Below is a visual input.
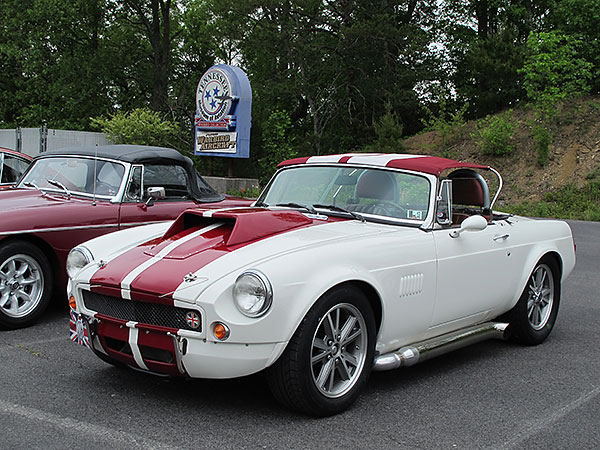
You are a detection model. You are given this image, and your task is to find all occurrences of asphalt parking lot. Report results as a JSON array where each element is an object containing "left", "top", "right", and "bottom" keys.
[{"left": 1, "top": 220, "right": 599, "bottom": 450}]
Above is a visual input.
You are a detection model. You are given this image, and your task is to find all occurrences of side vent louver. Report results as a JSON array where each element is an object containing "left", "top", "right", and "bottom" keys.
[{"left": 399, "top": 274, "right": 424, "bottom": 297}]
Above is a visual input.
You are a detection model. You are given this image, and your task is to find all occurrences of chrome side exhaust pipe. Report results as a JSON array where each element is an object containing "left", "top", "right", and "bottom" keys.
[{"left": 373, "top": 322, "right": 509, "bottom": 371}]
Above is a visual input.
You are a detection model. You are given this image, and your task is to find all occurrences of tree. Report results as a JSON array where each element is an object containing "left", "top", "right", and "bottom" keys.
[
  {"left": 444, "top": 0, "right": 552, "bottom": 117},
  {"left": 521, "top": 31, "right": 593, "bottom": 110},
  {"left": 118, "top": 0, "right": 184, "bottom": 112}
]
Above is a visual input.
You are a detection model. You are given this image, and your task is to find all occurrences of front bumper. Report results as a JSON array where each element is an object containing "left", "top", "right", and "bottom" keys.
[{"left": 81, "top": 314, "right": 286, "bottom": 379}]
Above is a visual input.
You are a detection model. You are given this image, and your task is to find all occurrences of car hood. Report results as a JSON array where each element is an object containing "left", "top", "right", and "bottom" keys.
[
  {"left": 0, "top": 188, "right": 107, "bottom": 234},
  {"left": 87, "top": 208, "right": 400, "bottom": 300}
]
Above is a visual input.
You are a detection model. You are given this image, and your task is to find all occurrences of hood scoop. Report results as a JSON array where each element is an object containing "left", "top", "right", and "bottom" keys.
[{"left": 163, "top": 208, "right": 314, "bottom": 247}]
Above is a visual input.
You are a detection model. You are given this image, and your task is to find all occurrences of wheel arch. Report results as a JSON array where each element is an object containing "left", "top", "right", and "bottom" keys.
[
  {"left": 326, "top": 280, "right": 383, "bottom": 335},
  {"left": 509, "top": 249, "right": 564, "bottom": 311},
  {"left": 0, "top": 234, "right": 60, "bottom": 290}
]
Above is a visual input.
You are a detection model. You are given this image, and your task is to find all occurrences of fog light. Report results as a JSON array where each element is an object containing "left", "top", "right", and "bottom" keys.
[
  {"left": 68, "top": 295, "right": 77, "bottom": 309},
  {"left": 213, "top": 322, "right": 230, "bottom": 341}
]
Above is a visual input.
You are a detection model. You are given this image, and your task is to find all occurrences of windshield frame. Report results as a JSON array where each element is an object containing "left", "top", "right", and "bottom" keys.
[
  {"left": 17, "top": 155, "right": 130, "bottom": 202},
  {"left": 256, "top": 163, "right": 437, "bottom": 228}
]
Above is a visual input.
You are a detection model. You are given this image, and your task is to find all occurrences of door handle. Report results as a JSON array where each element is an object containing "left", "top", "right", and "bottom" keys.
[{"left": 493, "top": 234, "right": 510, "bottom": 241}]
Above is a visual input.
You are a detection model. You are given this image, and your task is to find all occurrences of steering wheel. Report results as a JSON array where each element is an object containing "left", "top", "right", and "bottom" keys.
[{"left": 370, "top": 201, "right": 407, "bottom": 218}]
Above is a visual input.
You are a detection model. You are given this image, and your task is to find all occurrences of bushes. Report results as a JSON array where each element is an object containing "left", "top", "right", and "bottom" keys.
[
  {"left": 503, "top": 180, "right": 600, "bottom": 221},
  {"left": 91, "top": 108, "right": 181, "bottom": 149},
  {"left": 473, "top": 111, "right": 515, "bottom": 156},
  {"left": 532, "top": 125, "right": 552, "bottom": 166}
]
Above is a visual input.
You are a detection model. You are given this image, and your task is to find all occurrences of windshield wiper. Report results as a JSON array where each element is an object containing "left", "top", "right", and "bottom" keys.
[
  {"left": 23, "top": 182, "right": 47, "bottom": 195},
  {"left": 46, "top": 179, "right": 71, "bottom": 199},
  {"left": 313, "top": 204, "right": 366, "bottom": 222},
  {"left": 275, "top": 202, "right": 318, "bottom": 214}
]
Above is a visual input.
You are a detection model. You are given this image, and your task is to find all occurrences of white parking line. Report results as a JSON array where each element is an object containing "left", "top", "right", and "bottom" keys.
[
  {"left": 0, "top": 399, "right": 178, "bottom": 450},
  {"left": 493, "top": 384, "right": 600, "bottom": 449}
]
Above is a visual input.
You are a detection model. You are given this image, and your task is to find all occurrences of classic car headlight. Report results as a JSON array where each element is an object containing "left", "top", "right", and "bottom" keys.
[
  {"left": 66, "top": 246, "right": 94, "bottom": 279},
  {"left": 233, "top": 270, "right": 273, "bottom": 317}
]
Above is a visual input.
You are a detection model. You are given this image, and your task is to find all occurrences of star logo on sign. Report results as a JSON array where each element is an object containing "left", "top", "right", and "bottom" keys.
[
  {"left": 204, "top": 91, "right": 211, "bottom": 100},
  {"left": 213, "top": 86, "right": 220, "bottom": 96},
  {"left": 210, "top": 99, "right": 217, "bottom": 109}
]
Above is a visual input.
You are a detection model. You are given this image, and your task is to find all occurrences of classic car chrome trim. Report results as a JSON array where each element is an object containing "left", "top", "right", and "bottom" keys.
[
  {"left": 489, "top": 166, "right": 503, "bottom": 210},
  {"left": 0, "top": 220, "right": 168, "bottom": 237},
  {"left": 167, "top": 332, "right": 188, "bottom": 375},
  {"left": 373, "top": 322, "right": 509, "bottom": 371}
]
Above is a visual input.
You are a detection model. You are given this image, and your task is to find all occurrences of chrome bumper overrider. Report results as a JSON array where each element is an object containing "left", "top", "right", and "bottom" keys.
[{"left": 373, "top": 322, "right": 509, "bottom": 371}]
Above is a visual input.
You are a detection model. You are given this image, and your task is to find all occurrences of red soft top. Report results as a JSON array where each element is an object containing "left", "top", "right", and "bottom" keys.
[{"left": 278, "top": 153, "right": 488, "bottom": 176}]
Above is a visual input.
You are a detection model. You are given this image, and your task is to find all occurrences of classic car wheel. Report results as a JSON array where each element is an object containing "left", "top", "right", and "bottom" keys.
[
  {"left": 505, "top": 256, "right": 560, "bottom": 345},
  {"left": 267, "top": 285, "right": 376, "bottom": 416},
  {"left": 0, "top": 241, "right": 53, "bottom": 329}
]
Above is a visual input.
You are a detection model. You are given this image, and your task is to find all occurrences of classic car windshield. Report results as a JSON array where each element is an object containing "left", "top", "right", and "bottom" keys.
[
  {"left": 19, "top": 157, "right": 126, "bottom": 197},
  {"left": 260, "top": 166, "right": 431, "bottom": 221}
]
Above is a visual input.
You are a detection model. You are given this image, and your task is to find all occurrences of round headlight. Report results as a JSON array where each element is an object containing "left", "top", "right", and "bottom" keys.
[
  {"left": 233, "top": 270, "right": 273, "bottom": 317},
  {"left": 66, "top": 246, "right": 94, "bottom": 279}
]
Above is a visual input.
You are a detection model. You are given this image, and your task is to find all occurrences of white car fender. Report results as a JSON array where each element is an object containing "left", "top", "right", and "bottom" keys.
[{"left": 506, "top": 219, "right": 575, "bottom": 309}]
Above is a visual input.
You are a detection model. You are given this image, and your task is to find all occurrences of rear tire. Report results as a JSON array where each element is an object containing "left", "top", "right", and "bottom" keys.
[
  {"left": 505, "top": 255, "right": 560, "bottom": 345},
  {"left": 0, "top": 241, "right": 53, "bottom": 330},
  {"left": 266, "top": 285, "right": 376, "bottom": 416}
]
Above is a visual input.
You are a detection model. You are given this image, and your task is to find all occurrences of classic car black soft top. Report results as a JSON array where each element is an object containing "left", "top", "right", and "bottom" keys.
[
  {"left": 39, "top": 145, "right": 190, "bottom": 165},
  {"left": 37, "top": 145, "right": 224, "bottom": 202}
]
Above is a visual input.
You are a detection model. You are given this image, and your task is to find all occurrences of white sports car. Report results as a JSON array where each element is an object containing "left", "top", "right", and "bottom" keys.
[{"left": 67, "top": 153, "right": 575, "bottom": 416}]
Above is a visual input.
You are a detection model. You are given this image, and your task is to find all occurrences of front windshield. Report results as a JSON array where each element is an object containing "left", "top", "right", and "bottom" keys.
[
  {"left": 259, "top": 165, "right": 431, "bottom": 222},
  {"left": 19, "top": 157, "right": 126, "bottom": 198}
]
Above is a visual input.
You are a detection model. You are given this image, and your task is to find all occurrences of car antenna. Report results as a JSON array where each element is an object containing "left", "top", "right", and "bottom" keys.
[{"left": 92, "top": 144, "right": 98, "bottom": 206}]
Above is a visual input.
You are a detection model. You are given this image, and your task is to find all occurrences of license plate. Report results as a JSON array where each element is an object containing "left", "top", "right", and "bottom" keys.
[{"left": 69, "top": 308, "right": 90, "bottom": 348}]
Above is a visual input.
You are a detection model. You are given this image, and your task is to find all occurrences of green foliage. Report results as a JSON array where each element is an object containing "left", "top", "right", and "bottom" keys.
[
  {"left": 363, "top": 104, "right": 404, "bottom": 153},
  {"left": 258, "top": 110, "right": 297, "bottom": 185},
  {"left": 473, "top": 111, "right": 515, "bottom": 157},
  {"left": 503, "top": 180, "right": 600, "bottom": 221},
  {"left": 421, "top": 92, "right": 469, "bottom": 154},
  {"left": 452, "top": 31, "right": 526, "bottom": 118},
  {"left": 226, "top": 186, "right": 262, "bottom": 199},
  {"left": 585, "top": 168, "right": 600, "bottom": 180},
  {"left": 91, "top": 108, "right": 181, "bottom": 148},
  {"left": 521, "top": 31, "right": 593, "bottom": 113},
  {"left": 549, "top": 0, "right": 600, "bottom": 93},
  {"left": 532, "top": 125, "right": 552, "bottom": 166}
]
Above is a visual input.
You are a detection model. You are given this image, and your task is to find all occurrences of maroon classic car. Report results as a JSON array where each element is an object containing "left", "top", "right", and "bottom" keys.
[
  {"left": 0, "top": 147, "right": 32, "bottom": 188},
  {"left": 0, "top": 145, "right": 251, "bottom": 329}
]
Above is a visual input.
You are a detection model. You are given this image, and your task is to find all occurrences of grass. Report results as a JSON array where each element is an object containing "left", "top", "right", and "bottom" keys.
[{"left": 502, "top": 180, "right": 600, "bottom": 221}]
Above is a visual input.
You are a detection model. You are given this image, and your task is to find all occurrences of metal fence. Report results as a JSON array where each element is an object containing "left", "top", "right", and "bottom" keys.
[{"left": 0, "top": 126, "right": 110, "bottom": 156}]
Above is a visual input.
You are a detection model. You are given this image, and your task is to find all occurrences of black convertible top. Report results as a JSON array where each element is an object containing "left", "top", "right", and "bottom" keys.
[
  {"left": 39, "top": 145, "right": 190, "bottom": 165},
  {"left": 36, "top": 145, "right": 223, "bottom": 202}
]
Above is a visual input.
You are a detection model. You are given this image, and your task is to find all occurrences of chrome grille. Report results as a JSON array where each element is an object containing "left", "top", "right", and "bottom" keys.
[{"left": 82, "top": 290, "right": 201, "bottom": 331}]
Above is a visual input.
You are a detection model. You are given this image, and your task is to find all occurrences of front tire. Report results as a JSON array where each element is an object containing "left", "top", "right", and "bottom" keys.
[
  {"left": 266, "top": 285, "right": 376, "bottom": 416},
  {"left": 0, "top": 241, "right": 53, "bottom": 330},
  {"left": 505, "top": 256, "right": 560, "bottom": 345}
]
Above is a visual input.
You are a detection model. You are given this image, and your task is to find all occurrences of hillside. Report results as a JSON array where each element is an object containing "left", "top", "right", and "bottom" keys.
[{"left": 402, "top": 97, "right": 600, "bottom": 211}]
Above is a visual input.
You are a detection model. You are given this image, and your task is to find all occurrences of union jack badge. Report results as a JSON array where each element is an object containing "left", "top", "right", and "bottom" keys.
[
  {"left": 185, "top": 311, "right": 201, "bottom": 330},
  {"left": 69, "top": 308, "right": 90, "bottom": 348}
]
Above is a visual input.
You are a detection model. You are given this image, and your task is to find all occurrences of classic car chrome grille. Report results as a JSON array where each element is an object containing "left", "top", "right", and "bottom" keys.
[{"left": 82, "top": 290, "right": 201, "bottom": 332}]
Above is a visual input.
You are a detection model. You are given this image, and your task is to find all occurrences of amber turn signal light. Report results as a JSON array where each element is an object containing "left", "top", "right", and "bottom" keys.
[
  {"left": 213, "top": 322, "right": 230, "bottom": 341},
  {"left": 68, "top": 295, "right": 77, "bottom": 309}
]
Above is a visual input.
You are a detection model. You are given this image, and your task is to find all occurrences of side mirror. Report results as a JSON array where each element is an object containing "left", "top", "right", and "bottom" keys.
[
  {"left": 449, "top": 215, "right": 487, "bottom": 238},
  {"left": 145, "top": 186, "right": 165, "bottom": 206}
]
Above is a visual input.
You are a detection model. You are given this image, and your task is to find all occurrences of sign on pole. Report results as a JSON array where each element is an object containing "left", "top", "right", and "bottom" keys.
[{"left": 194, "top": 65, "right": 252, "bottom": 158}]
